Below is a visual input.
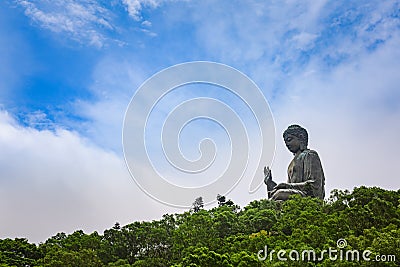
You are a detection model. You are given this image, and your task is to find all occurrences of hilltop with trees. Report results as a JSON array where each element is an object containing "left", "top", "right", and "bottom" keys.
[{"left": 1, "top": 186, "right": 399, "bottom": 266}]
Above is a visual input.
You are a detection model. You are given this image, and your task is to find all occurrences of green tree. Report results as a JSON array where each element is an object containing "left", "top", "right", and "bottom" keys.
[
  {"left": 192, "top": 197, "right": 204, "bottom": 212},
  {"left": 0, "top": 238, "right": 40, "bottom": 266}
]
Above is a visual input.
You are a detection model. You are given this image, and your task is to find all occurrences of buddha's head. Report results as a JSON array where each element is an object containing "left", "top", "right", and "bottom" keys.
[{"left": 283, "top": 125, "right": 308, "bottom": 154}]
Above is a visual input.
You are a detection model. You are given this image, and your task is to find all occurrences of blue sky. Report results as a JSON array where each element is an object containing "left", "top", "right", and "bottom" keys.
[{"left": 1, "top": 0, "right": 400, "bottom": 243}]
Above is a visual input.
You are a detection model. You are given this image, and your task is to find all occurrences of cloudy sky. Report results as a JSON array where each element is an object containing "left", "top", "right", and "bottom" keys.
[{"left": 1, "top": 0, "right": 399, "bottom": 243}]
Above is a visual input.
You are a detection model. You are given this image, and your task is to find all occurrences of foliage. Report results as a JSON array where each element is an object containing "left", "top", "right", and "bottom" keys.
[
  {"left": 192, "top": 197, "right": 204, "bottom": 212},
  {"left": 0, "top": 187, "right": 399, "bottom": 266}
]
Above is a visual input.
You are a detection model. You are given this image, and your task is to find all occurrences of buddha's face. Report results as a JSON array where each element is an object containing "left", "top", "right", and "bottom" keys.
[{"left": 284, "top": 134, "right": 302, "bottom": 154}]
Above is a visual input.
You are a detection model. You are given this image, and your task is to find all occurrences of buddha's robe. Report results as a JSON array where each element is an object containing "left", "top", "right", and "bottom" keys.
[{"left": 271, "top": 149, "right": 325, "bottom": 200}]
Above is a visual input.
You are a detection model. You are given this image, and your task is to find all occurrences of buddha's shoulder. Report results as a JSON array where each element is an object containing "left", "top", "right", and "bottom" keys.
[{"left": 300, "top": 149, "right": 320, "bottom": 158}]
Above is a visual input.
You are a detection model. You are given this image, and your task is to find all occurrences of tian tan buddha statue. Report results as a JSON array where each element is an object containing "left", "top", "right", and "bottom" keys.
[{"left": 264, "top": 125, "right": 325, "bottom": 201}]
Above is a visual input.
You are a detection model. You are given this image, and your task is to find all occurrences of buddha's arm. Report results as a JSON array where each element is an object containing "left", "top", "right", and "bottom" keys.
[
  {"left": 265, "top": 177, "right": 277, "bottom": 191},
  {"left": 266, "top": 177, "right": 277, "bottom": 199},
  {"left": 285, "top": 180, "right": 314, "bottom": 191},
  {"left": 263, "top": 166, "right": 277, "bottom": 191}
]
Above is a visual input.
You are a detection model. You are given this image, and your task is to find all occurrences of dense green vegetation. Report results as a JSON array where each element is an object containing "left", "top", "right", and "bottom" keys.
[{"left": 1, "top": 186, "right": 399, "bottom": 266}]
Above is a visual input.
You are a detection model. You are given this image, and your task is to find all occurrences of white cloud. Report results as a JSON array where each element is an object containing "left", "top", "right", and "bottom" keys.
[
  {"left": 121, "top": 0, "right": 190, "bottom": 21},
  {"left": 291, "top": 32, "right": 318, "bottom": 50},
  {"left": 141, "top": 20, "right": 152, "bottom": 27},
  {"left": 122, "top": 0, "right": 162, "bottom": 21},
  {"left": 15, "top": 0, "right": 114, "bottom": 47},
  {"left": 0, "top": 110, "right": 179, "bottom": 243},
  {"left": 21, "top": 110, "right": 55, "bottom": 130},
  {"left": 186, "top": 0, "right": 323, "bottom": 62},
  {"left": 185, "top": 0, "right": 399, "bottom": 73},
  {"left": 140, "top": 28, "right": 157, "bottom": 37}
]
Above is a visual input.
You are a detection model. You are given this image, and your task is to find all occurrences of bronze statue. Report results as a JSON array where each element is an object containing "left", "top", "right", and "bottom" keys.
[{"left": 264, "top": 125, "right": 325, "bottom": 201}]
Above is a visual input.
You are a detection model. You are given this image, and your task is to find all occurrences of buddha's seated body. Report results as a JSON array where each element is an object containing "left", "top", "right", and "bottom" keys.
[{"left": 264, "top": 125, "right": 325, "bottom": 201}]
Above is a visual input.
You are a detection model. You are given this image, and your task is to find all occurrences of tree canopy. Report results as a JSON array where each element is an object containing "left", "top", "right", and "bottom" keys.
[{"left": 1, "top": 186, "right": 399, "bottom": 266}]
